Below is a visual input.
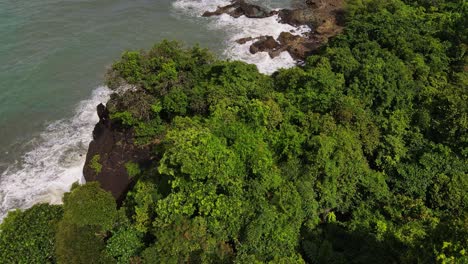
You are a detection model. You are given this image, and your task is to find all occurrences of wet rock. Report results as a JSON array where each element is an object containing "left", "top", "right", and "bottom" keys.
[
  {"left": 306, "top": 0, "right": 327, "bottom": 8},
  {"left": 202, "top": 0, "right": 345, "bottom": 65},
  {"left": 249, "top": 36, "right": 280, "bottom": 54},
  {"left": 203, "top": 0, "right": 272, "bottom": 19},
  {"left": 278, "top": 9, "right": 317, "bottom": 27},
  {"left": 204, "top": 0, "right": 344, "bottom": 62},
  {"left": 316, "top": 17, "right": 341, "bottom": 34},
  {"left": 236, "top": 37, "right": 254, "bottom": 44},
  {"left": 283, "top": 31, "right": 331, "bottom": 60},
  {"left": 277, "top": 32, "right": 311, "bottom": 60},
  {"left": 244, "top": 29, "right": 332, "bottom": 61},
  {"left": 278, "top": 32, "right": 303, "bottom": 45},
  {"left": 287, "top": 40, "right": 321, "bottom": 60},
  {"left": 96, "top": 103, "right": 109, "bottom": 121}
]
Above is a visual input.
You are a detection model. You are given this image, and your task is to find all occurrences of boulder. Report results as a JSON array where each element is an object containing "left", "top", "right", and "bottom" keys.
[
  {"left": 236, "top": 37, "right": 255, "bottom": 44},
  {"left": 203, "top": 0, "right": 272, "bottom": 19},
  {"left": 278, "top": 32, "right": 303, "bottom": 45},
  {"left": 278, "top": 9, "right": 317, "bottom": 27},
  {"left": 278, "top": 32, "right": 320, "bottom": 60},
  {"left": 204, "top": 0, "right": 345, "bottom": 62},
  {"left": 96, "top": 103, "right": 108, "bottom": 121},
  {"left": 249, "top": 36, "right": 280, "bottom": 54}
]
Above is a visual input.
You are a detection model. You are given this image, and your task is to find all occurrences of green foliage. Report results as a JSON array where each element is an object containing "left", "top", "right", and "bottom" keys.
[
  {"left": 128, "top": 180, "right": 160, "bottom": 233},
  {"left": 62, "top": 182, "right": 117, "bottom": 231},
  {"left": 55, "top": 221, "right": 113, "bottom": 264},
  {"left": 90, "top": 154, "right": 103, "bottom": 174},
  {"left": 0, "top": 204, "right": 63, "bottom": 263},
  {"left": 125, "top": 162, "right": 141, "bottom": 178},
  {"left": 4, "top": 0, "right": 467, "bottom": 262},
  {"left": 54, "top": 183, "right": 118, "bottom": 263},
  {"left": 106, "top": 226, "right": 144, "bottom": 263},
  {"left": 110, "top": 111, "right": 137, "bottom": 126},
  {"left": 107, "top": 51, "right": 144, "bottom": 88},
  {"left": 101, "top": 9, "right": 465, "bottom": 259}
]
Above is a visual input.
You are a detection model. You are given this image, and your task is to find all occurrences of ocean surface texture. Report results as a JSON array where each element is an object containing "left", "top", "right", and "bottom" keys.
[{"left": 0, "top": 0, "right": 306, "bottom": 220}]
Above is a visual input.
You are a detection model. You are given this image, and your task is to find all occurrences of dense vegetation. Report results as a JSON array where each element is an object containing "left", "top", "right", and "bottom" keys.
[{"left": 1, "top": 0, "right": 466, "bottom": 263}]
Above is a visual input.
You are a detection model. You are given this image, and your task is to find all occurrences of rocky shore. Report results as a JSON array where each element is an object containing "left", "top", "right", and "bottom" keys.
[
  {"left": 204, "top": 0, "right": 344, "bottom": 61},
  {"left": 83, "top": 0, "right": 345, "bottom": 201}
]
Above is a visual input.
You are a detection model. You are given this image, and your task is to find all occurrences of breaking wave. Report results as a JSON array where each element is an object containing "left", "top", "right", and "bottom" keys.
[
  {"left": 173, "top": 0, "right": 310, "bottom": 74},
  {"left": 0, "top": 86, "right": 111, "bottom": 220}
]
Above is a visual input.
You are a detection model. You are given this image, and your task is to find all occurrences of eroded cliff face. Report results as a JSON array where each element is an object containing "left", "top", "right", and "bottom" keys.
[
  {"left": 83, "top": 0, "right": 345, "bottom": 202},
  {"left": 83, "top": 103, "right": 151, "bottom": 203}
]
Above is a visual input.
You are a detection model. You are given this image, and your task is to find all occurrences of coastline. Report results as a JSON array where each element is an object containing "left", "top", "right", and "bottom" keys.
[{"left": 0, "top": 0, "right": 312, "bottom": 220}]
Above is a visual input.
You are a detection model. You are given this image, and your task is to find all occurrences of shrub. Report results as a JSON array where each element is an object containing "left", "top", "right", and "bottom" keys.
[{"left": 0, "top": 204, "right": 63, "bottom": 263}]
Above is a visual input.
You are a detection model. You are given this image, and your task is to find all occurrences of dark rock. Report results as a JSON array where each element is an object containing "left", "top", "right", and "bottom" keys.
[
  {"left": 278, "top": 9, "right": 317, "bottom": 27},
  {"left": 96, "top": 103, "right": 109, "bottom": 121},
  {"left": 278, "top": 32, "right": 302, "bottom": 45},
  {"left": 268, "top": 48, "right": 286, "bottom": 59},
  {"left": 291, "top": 0, "right": 322, "bottom": 8},
  {"left": 244, "top": 31, "right": 324, "bottom": 61},
  {"left": 306, "top": 0, "right": 326, "bottom": 8},
  {"left": 83, "top": 104, "right": 152, "bottom": 204},
  {"left": 203, "top": 0, "right": 272, "bottom": 19},
  {"left": 281, "top": 32, "right": 325, "bottom": 60},
  {"left": 286, "top": 41, "right": 320, "bottom": 60},
  {"left": 238, "top": 0, "right": 271, "bottom": 18},
  {"left": 202, "top": 0, "right": 345, "bottom": 61},
  {"left": 202, "top": 4, "right": 238, "bottom": 17},
  {"left": 236, "top": 37, "right": 254, "bottom": 44},
  {"left": 249, "top": 36, "right": 280, "bottom": 54}
]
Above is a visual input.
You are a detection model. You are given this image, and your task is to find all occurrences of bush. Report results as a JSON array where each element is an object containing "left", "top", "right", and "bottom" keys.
[
  {"left": 62, "top": 182, "right": 117, "bottom": 231},
  {"left": 106, "top": 226, "right": 144, "bottom": 263},
  {"left": 0, "top": 204, "right": 63, "bottom": 263},
  {"left": 55, "top": 221, "right": 113, "bottom": 264}
]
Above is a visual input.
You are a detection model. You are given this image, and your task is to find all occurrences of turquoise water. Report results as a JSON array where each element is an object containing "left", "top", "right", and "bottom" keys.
[
  {"left": 0, "top": 0, "right": 300, "bottom": 218},
  {"left": 0, "top": 0, "right": 225, "bottom": 168}
]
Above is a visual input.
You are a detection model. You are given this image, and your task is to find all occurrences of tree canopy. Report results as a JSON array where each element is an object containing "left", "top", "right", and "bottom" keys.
[{"left": 1, "top": 0, "right": 466, "bottom": 263}]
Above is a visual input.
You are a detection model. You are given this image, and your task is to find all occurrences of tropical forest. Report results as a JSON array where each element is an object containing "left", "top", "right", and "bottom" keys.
[{"left": 0, "top": 0, "right": 466, "bottom": 263}]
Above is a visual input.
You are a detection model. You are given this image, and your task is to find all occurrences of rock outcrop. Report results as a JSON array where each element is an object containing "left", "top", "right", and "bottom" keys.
[
  {"left": 207, "top": 0, "right": 344, "bottom": 61},
  {"left": 202, "top": 0, "right": 273, "bottom": 18},
  {"left": 277, "top": 8, "right": 316, "bottom": 27},
  {"left": 249, "top": 36, "right": 281, "bottom": 54},
  {"left": 83, "top": 0, "right": 345, "bottom": 203},
  {"left": 83, "top": 103, "right": 151, "bottom": 203}
]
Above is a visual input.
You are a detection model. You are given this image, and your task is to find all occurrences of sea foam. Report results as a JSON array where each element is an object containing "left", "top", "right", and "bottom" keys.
[
  {"left": 0, "top": 86, "right": 111, "bottom": 220},
  {"left": 0, "top": 0, "right": 311, "bottom": 221},
  {"left": 173, "top": 0, "right": 310, "bottom": 74}
]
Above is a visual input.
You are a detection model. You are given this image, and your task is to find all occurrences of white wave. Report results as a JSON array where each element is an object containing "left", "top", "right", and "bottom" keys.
[
  {"left": 172, "top": 0, "right": 293, "bottom": 16},
  {"left": 214, "top": 14, "right": 309, "bottom": 74},
  {"left": 0, "top": 0, "right": 309, "bottom": 221},
  {"left": 172, "top": 0, "right": 310, "bottom": 74},
  {"left": 0, "top": 86, "right": 112, "bottom": 221},
  {"left": 172, "top": 0, "right": 231, "bottom": 16}
]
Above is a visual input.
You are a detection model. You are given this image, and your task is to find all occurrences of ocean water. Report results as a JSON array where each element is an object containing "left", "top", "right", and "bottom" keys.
[{"left": 0, "top": 0, "right": 307, "bottom": 220}]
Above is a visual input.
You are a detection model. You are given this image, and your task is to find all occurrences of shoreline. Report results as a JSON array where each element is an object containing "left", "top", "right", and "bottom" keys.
[{"left": 0, "top": 0, "right": 319, "bottom": 220}]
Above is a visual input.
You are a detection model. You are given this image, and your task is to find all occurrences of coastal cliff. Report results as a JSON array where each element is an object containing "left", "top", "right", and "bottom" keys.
[
  {"left": 83, "top": 103, "right": 152, "bottom": 203},
  {"left": 2, "top": 0, "right": 467, "bottom": 262},
  {"left": 82, "top": 0, "right": 346, "bottom": 201}
]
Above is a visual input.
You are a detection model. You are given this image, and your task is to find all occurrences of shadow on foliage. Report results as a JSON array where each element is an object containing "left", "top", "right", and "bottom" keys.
[{"left": 301, "top": 223, "right": 402, "bottom": 264}]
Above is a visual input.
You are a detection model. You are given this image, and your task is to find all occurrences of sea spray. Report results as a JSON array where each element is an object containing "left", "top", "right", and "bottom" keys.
[
  {"left": 0, "top": 86, "right": 112, "bottom": 220},
  {"left": 173, "top": 0, "right": 310, "bottom": 74},
  {"left": 0, "top": 0, "right": 311, "bottom": 221},
  {"left": 214, "top": 14, "right": 309, "bottom": 74}
]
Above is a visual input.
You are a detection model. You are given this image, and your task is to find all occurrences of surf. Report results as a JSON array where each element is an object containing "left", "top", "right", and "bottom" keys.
[{"left": 0, "top": 86, "right": 111, "bottom": 220}]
